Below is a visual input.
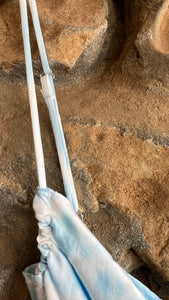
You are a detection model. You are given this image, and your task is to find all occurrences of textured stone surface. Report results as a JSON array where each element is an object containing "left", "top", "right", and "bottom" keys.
[
  {"left": 135, "top": 0, "right": 169, "bottom": 85},
  {"left": 1, "top": 0, "right": 169, "bottom": 299},
  {"left": 0, "top": 0, "right": 116, "bottom": 82},
  {"left": 1, "top": 77, "right": 169, "bottom": 298},
  {"left": 64, "top": 120, "right": 169, "bottom": 280},
  {"left": 0, "top": 0, "right": 107, "bottom": 62},
  {"left": 0, "top": 189, "right": 38, "bottom": 300},
  {"left": 132, "top": 265, "right": 169, "bottom": 300}
]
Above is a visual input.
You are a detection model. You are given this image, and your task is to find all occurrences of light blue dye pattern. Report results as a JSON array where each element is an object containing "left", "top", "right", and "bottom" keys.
[
  {"left": 47, "top": 250, "right": 89, "bottom": 299},
  {"left": 37, "top": 187, "right": 52, "bottom": 202},
  {"left": 23, "top": 189, "right": 162, "bottom": 300},
  {"left": 96, "top": 271, "right": 116, "bottom": 295},
  {"left": 95, "top": 270, "right": 143, "bottom": 300}
]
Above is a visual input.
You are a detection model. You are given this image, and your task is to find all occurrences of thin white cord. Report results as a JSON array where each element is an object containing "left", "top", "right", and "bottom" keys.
[{"left": 19, "top": 0, "right": 46, "bottom": 188}]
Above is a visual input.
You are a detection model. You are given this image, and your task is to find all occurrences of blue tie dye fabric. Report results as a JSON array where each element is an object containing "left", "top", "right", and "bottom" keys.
[{"left": 23, "top": 188, "right": 161, "bottom": 300}]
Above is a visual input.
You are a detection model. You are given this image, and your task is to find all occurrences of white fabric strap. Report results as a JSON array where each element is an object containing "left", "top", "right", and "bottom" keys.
[
  {"left": 28, "top": 0, "right": 78, "bottom": 212},
  {"left": 28, "top": 0, "right": 50, "bottom": 75},
  {"left": 19, "top": 0, "right": 46, "bottom": 188},
  {"left": 19, "top": 0, "right": 78, "bottom": 211}
]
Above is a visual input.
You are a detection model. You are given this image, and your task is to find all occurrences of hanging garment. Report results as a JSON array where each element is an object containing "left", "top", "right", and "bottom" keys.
[{"left": 19, "top": 0, "right": 161, "bottom": 299}]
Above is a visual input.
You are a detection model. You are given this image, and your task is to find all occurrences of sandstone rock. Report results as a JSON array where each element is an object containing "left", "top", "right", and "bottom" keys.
[
  {"left": 1, "top": 70, "right": 169, "bottom": 286},
  {"left": 0, "top": 188, "right": 38, "bottom": 300},
  {"left": 1, "top": 0, "right": 169, "bottom": 298},
  {"left": 135, "top": 0, "right": 169, "bottom": 85},
  {"left": 51, "top": 25, "right": 107, "bottom": 68},
  {"left": 119, "top": 250, "right": 143, "bottom": 273},
  {"left": 151, "top": 0, "right": 169, "bottom": 55},
  {"left": 83, "top": 205, "right": 148, "bottom": 267},
  {"left": 0, "top": 268, "right": 30, "bottom": 300},
  {"left": 64, "top": 121, "right": 169, "bottom": 281},
  {"left": 0, "top": 0, "right": 116, "bottom": 81},
  {"left": 132, "top": 265, "right": 169, "bottom": 300},
  {"left": 0, "top": 0, "right": 106, "bottom": 63}
]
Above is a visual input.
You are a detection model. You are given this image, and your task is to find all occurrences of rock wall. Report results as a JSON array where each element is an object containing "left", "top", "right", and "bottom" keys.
[
  {"left": 0, "top": 0, "right": 117, "bottom": 84},
  {"left": 1, "top": 0, "right": 169, "bottom": 299}
]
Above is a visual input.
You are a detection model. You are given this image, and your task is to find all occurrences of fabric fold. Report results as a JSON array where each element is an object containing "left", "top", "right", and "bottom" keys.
[{"left": 23, "top": 188, "right": 160, "bottom": 300}]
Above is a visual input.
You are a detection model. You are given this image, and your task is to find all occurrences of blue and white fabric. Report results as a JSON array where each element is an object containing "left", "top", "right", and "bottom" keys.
[{"left": 23, "top": 188, "right": 160, "bottom": 300}]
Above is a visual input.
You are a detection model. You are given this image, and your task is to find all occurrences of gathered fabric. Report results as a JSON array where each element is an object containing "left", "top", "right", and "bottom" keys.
[{"left": 23, "top": 188, "right": 160, "bottom": 300}]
